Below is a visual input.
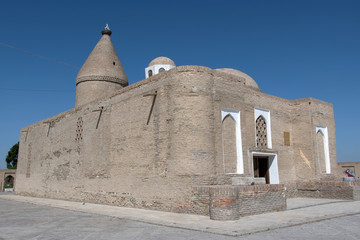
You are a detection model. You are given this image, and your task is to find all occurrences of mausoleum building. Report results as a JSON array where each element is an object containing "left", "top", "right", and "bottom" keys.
[{"left": 15, "top": 28, "right": 358, "bottom": 220}]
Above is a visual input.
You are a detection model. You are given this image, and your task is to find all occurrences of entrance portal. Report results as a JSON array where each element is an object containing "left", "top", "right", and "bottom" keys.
[
  {"left": 252, "top": 152, "right": 279, "bottom": 184},
  {"left": 253, "top": 157, "right": 269, "bottom": 184}
]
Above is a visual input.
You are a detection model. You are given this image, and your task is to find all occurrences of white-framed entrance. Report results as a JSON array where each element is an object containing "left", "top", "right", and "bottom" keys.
[{"left": 252, "top": 152, "right": 279, "bottom": 184}]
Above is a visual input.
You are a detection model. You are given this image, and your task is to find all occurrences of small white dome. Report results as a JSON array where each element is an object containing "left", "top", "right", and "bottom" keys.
[{"left": 148, "top": 56, "right": 176, "bottom": 67}]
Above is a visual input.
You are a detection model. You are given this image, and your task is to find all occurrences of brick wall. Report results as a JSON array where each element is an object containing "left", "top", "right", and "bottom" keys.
[
  {"left": 296, "top": 181, "right": 360, "bottom": 200},
  {"left": 193, "top": 184, "right": 286, "bottom": 220},
  {"left": 16, "top": 65, "right": 337, "bottom": 218},
  {"left": 237, "top": 184, "right": 287, "bottom": 216},
  {"left": 209, "top": 186, "right": 239, "bottom": 220},
  {"left": 354, "top": 186, "right": 360, "bottom": 201}
]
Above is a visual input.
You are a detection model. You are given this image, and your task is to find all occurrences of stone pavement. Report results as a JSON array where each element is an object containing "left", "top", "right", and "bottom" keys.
[{"left": 0, "top": 193, "right": 359, "bottom": 238}]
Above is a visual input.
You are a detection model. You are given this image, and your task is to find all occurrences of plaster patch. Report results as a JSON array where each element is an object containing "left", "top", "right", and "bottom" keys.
[{"left": 300, "top": 150, "right": 312, "bottom": 169}]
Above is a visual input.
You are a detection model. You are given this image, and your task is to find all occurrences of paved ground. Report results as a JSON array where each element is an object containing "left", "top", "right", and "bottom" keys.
[{"left": 0, "top": 193, "right": 360, "bottom": 239}]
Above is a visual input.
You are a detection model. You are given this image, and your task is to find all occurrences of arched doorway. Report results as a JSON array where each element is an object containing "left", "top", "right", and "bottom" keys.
[{"left": 4, "top": 175, "right": 14, "bottom": 191}]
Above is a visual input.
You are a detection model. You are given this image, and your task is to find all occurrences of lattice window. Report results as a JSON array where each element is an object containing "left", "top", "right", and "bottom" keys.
[
  {"left": 75, "top": 117, "right": 83, "bottom": 142},
  {"left": 256, "top": 115, "right": 267, "bottom": 148}
]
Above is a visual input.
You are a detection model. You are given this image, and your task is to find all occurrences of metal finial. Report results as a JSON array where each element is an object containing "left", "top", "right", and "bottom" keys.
[{"left": 105, "top": 24, "right": 110, "bottom": 31}]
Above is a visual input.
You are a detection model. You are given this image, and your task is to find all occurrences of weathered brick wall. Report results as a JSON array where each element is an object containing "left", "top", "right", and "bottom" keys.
[
  {"left": 284, "top": 182, "right": 298, "bottom": 198},
  {"left": 213, "top": 72, "right": 299, "bottom": 182},
  {"left": 212, "top": 73, "right": 337, "bottom": 184},
  {"left": 291, "top": 99, "right": 337, "bottom": 181},
  {"left": 16, "top": 65, "right": 338, "bottom": 217},
  {"left": 354, "top": 186, "right": 360, "bottom": 200},
  {"left": 237, "top": 184, "right": 287, "bottom": 216},
  {"left": 296, "top": 181, "right": 360, "bottom": 200},
  {"left": 242, "top": 91, "right": 296, "bottom": 182},
  {"left": 191, "top": 186, "right": 211, "bottom": 215},
  {"left": 193, "top": 184, "right": 286, "bottom": 220},
  {"left": 209, "top": 186, "right": 239, "bottom": 220},
  {"left": 309, "top": 100, "right": 337, "bottom": 176},
  {"left": 16, "top": 66, "right": 218, "bottom": 215}
]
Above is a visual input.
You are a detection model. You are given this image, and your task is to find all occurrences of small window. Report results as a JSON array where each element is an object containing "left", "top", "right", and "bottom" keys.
[
  {"left": 159, "top": 67, "right": 165, "bottom": 73},
  {"left": 148, "top": 70, "right": 153, "bottom": 77},
  {"left": 284, "top": 132, "right": 290, "bottom": 146}
]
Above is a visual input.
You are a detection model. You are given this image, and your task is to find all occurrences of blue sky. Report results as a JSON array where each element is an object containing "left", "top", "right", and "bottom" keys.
[{"left": 0, "top": 0, "right": 359, "bottom": 169}]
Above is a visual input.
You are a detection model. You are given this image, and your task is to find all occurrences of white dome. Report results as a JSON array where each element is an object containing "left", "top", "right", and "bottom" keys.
[{"left": 148, "top": 56, "right": 176, "bottom": 67}]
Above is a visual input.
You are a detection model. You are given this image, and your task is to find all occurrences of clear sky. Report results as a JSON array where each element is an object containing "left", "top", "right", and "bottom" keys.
[{"left": 0, "top": 0, "right": 359, "bottom": 169}]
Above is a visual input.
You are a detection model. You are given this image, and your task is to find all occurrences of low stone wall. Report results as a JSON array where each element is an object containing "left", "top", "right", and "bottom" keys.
[
  {"left": 237, "top": 185, "right": 287, "bottom": 217},
  {"left": 296, "top": 181, "right": 360, "bottom": 200},
  {"left": 209, "top": 186, "right": 239, "bottom": 220},
  {"left": 193, "top": 184, "right": 286, "bottom": 220}
]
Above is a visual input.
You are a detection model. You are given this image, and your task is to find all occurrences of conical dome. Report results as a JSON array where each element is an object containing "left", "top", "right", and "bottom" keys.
[
  {"left": 76, "top": 30, "right": 128, "bottom": 87},
  {"left": 75, "top": 28, "right": 128, "bottom": 107}
]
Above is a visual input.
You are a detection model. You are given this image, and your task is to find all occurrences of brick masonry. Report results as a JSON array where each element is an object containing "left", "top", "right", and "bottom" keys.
[
  {"left": 15, "top": 29, "right": 346, "bottom": 220},
  {"left": 193, "top": 184, "right": 286, "bottom": 220},
  {"left": 296, "top": 181, "right": 360, "bottom": 200}
]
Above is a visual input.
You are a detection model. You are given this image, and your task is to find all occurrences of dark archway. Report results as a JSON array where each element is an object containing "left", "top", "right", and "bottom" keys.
[{"left": 4, "top": 175, "right": 14, "bottom": 188}]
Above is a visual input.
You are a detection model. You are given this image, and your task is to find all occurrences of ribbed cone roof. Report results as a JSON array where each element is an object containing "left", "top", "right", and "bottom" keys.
[{"left": 76, "top": 30, "right": 128, "bottom": 87}]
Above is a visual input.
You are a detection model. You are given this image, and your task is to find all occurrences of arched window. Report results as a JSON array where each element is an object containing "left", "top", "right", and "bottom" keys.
[
  {"left": 315, "top": 126, "right": 331, "bottom": 174},
  {"left": 159, "top": 67, "right": 165, "bottom": 73},
  {"left": 221, "top": 109, "right": 243, "bottom": 174},
  {"left": 256, "top": 115, "right": 267, "bottom": 148},
  {"left": 222, "top": 114, "right": 237, "bottom": 173},
  {"left": 148, "top": 70, "right": 153, "bottom": 77},
  {"left": 316, "top": 130, "right": 326, "bottom": 173}
]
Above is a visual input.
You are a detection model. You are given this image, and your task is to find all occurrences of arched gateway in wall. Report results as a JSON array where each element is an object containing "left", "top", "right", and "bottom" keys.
[{"left": 0, "top": 169, "right": 16, "bottom": 192}]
